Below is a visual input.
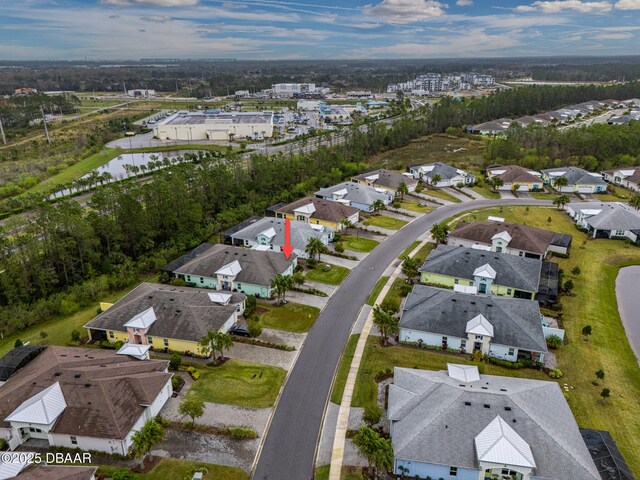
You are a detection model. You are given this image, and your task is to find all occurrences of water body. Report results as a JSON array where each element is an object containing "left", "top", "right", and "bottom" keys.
[
  {"left": 51, "top": 150, "right": 201, "bottom": 199},
  {"left": 615, "top": 265, "right": 640, "bottom": 365}
]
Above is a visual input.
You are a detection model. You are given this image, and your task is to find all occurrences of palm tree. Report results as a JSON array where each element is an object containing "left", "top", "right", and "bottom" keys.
[
  {"left": 492, "top": 177, "right": 504, "bottom": 191},
  {"left": 372, "top": 304, "right": 399, "bottom": 346},
  {"left": 629, "top": 193, "right": 640, "bottom": 210},
  {"left": 129, "top": 419, "right": 165, "bottom": 470},
  {"left": 305, "top": 237, "right": 327, "bottom": 261},
  {"left": 430, "top": 174, "right": 442, "bottom": 187},
  {"left": 339, "top": 218, "right": 355, "bottom": 235},
  {"left": 271, "top": 274, "right": 293, "bottom": 305},
  {"left": 401, "top": 256, "right": 419, "bottom": 284},
  {"left": 553, "top": 194, "right": 570, "bottom": 209},
  {"left": 200, "top": 330, "right": 233, "bottom": 365},
  {"left": 352, "top": 426, "right": 394, "bottom": 480},
  {"left": 511, "top": 183, "right": 521, "bottom": 195},
  {"left": 397, "top": 182, "right": 408, "bottom": 200},
  {"left": 431, "top": 222, "right": 449, "bottom": 244},
  {"left": 371, "top": 199, "right": 386, "bottom": 215},
  {"left": 553, "top": 176, "right": 569, "bottom": 190}
]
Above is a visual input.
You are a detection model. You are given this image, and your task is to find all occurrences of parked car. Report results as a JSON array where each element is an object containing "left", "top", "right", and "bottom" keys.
[{"left": 229, "top": 324, "right": 250, "bottom": 337}]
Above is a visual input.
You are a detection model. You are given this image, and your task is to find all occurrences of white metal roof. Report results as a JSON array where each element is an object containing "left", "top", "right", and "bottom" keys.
[
  {"left": 581, "top": 209, "right": 602, "bottom": 216},
  {"left": 473, "top": 263, "right": 497, "bottom": 279},
  {"left": 365, "top": 174, "right": 380, "bottom": 181},
  {"left": 491, "top": 231, "right": 512, "bottom": 243},
  {"left": 0, "top": 460, "right": 28, "bottom": 480},
  {"left": 215, "top": 260, "right": 242, "bottom": 276},
  {"left": 454, "top": 284, "right": 478, "bottom": 294},
  {"left": 374, "top": 187, "right": 387, "bottom": 193},
  {"left": 487, "top": 216, "right": 505, "bottom": 222},
  {"left": 293, "top": 203, "right": 316, "bottom": 215},
  {"left": 259, "top": 227, "right": 277, "bottom": 239},
  {"left": 447, "top": 364, "right": 480, "bottom": 383},
  {"left": 6, "top": 382, "right": 67, "bottom": 425},
  {"left": 252, "top": 245, "right": 271, "bottom": 251},
  {"left": 475, "top": 416, "right": 536, "bottom": 468},
  {"left": 208, "top": 292, "right": 233, "bottom": 304},
  {"left": 618, "top": 169, "right": 635, "bottom": 177},
  {"left": 124, "top": 307, "right": 157, "bottom": 329},
  {"left": 489, "top": 169, "right": 506, "bottom": 175},
  {"left": 333, "top": 188, "right": 348, "bottom": 197},
  {"left": 471, "top": 244, "right": 492, "bottom": 251},
  {"left": 117, "top": 343, "right": 151, "bottom": 360},
  {"left": 466, "top": 314, "right": 495, "bottom": 337},
  {"left": 310, "top": 224, "right": 324, "bottom": 231}
]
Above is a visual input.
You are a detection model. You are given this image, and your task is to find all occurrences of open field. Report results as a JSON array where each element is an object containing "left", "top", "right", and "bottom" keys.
[
  {"left": 257, "top": 301, "right": 320, "bottom": 333},
  {"left": 305, "top": 262, "right": 351, "bottom": 285},
  {"left": 363, "top": 215, "right": 407, "bottom": 230},
  {"left": 97, "top": 458, "right": 248, "bottom": 480},
  {"left": 189, "top": 359, "right": 287, "bottom": 408}
]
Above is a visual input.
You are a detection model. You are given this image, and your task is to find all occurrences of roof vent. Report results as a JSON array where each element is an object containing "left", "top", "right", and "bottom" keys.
[
  {"left": 74, "top": 374, "right": 81, "bottom": 379},
  {"left": 170, "top": 298, "right": 175, "bottom": 301},
  {"left": 513, "top": 419, "right": 517, "bottom": 423},
  {"left": 54, "top": 372, "right": 62, "bottom": 376},
  {"left": 148, "top": 296, "right": 153, "bottom": 299},
  {"left": 504, "top": 406, "right": 512, "bottom": 411},
  {"left": 483, "top": 404, "right": 490, "bottom": 409},
  {"left": 500, "top": 388, "right": 507, "bottom": 392},
  {"left": 452, "top": 299, "right": 457, "bottom": 302},
  {"left": 464, "top": 401, "right": 471, "bottom": 406},
  {"left": 84, "top": 384, "right": 91, "bottom": 388}
]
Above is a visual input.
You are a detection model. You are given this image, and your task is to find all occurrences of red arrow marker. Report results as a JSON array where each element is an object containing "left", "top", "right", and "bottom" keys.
[{"left": 282, "top": 217, "right": 294, "bottom": 259}]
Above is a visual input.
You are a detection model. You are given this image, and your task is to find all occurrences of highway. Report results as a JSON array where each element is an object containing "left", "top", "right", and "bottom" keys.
[{"left": 252, "top": 198, "right": 552, "bottom": 480}]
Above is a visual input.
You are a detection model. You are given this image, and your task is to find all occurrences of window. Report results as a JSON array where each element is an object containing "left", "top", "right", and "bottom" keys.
[
  {"left": 508, "top": 348, "right": 515, "bottom": 356},
  {"left": 186, "top": 275, "right": 191, "bottom": 282},
  {"left": 200, "top": 277, "right": 204, "bottom": 283},
  {"left": 237, "top": 283, "right": 242, "bottom": 289},
  {"left": 476, "top": 335, "right": 483, "bottom": 341},
  {"left": 70, "top": 436, "right": 78, "bottom": 445},
  {"left": 449, "top": 467, "right": 458, "bottom": 476},
  {"left": 469, "top": 281, "right": 474, "bottom": 286},
  {"left": 147, "top": 337, "right": 153, "bottom": 343},
  {"left": 460, "top": 340, "right": 466, "bottom": 349},
  {"left": 507, "top": 289, "right": 512, "bottom": 295},
  {"left": 109, "top": 331, "right": 114, "bottom": 339},
  {"left": 163, "top": 338, "right": 169, "bottom": 347},
  {"left": 454, "top": 279, "right": 459, "bottom": 284}
]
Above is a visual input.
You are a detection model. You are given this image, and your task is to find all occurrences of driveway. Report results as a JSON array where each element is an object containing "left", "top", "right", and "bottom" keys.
[
  {"left": 161, "top": 399, "right": 271, "bottom": 432},
  {"left": 442, "top": 187, "right": 472, "bottom": 202},
  {"left": 227, "top": 341, "right": 298, "bottom": 369},
  {"left": 253, "top": 198, "right": 553, "bottom": 480},
  {"left": 286, "top": 290, "right": 330, "bottom": 310}
]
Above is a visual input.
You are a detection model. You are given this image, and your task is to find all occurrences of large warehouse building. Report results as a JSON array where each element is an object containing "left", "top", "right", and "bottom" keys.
[{"left": 154, "top": 111, "right": 274, "bottom": 141}]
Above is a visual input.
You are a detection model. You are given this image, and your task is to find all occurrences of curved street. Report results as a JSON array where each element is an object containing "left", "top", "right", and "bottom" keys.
[{"left": 252, "top": 198, "right": 552, "bottom": 480}]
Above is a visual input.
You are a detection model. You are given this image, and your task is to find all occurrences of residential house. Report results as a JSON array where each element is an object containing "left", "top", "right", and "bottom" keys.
[
  {"left": 163, "top": 243, "right": 296, "bottom": 298},
  {"left": 314, "top": 181, "right": 394, "bottom": 212},
  {"left": 85, "top": 282, "right": 246, "bottom": 354},
  {"left": 1, "top": 464, "right": 97, "bottom": 480},
  {"left": 602, "top": 167, "right": 640, "bottom": 192},
  {"left": 407, "top": 162, "right": 476, "bottom": 187},
  {"left": 541, "top": 166, "right": 607, "bottom": 193},
  {"left": 486, "top": 165, "right": 543, "bottom": 191},
  {"left": 351, "top": 169, "right": 417, "bottom": 193},
  {"left": 389, "top": 366, "right": 601, "bottom": 480},
  {"left": 0, "top": 346, "right": 172, "bottom": 455},
  {"left": 268, "top": 196, "right": 360, "bottom": 231},
  {"left": 448, "top": 221, "right": 572, "bottom": 259},
  {"left": 419, "top": 245, "right": 559, "bottom": 303},
  {"left": 228, "top": 216, "right": 333, "bottom": 259},
  {"left": 399, "top": 285, "right": 549, "bottom": 363},
  {"left": 468, "top": 118, "right": 513, "bottom": 135},
  {"left": 566, "top": 202, "right": 640, "bottom": 242}
]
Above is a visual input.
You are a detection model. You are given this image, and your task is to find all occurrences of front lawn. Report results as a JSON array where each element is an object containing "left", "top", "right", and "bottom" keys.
[
  {"left": 304, "top": 262, "right": 350, "bottom": 285},
  {"left": 362, "top": 215, "right": 408, "bottom": 230},
  {"left": 470, "top": 183, "right": 501, "bottom": 199},
  {"left": 257, "top": 301, "right": 320, "bottom": 333},
  {"left": 411, "top": 242, "right": 436, "bottom": 264},
  {"left": 423, "top": 187, "right": 461, "bottom": 203},
  {"left": 340, "top": 236, "right": 379, "bottom": 252},
  {"left": 399, "top": 201, "right": 433, "bottom": 213},
  {"left": 189, "top": 359, "right": 286, "bottom": 408},
  {"left": 366, "top": 276, "right": 390, "bottom": 306},
  {"left": 398, "top": 240, "right": 421, "bottom": 259},
  {"left": 330, "top": 334, "right": 360, "bottom": 404},
  {"left": 98, "top": 459, "right": 248, "bottom": 480}
]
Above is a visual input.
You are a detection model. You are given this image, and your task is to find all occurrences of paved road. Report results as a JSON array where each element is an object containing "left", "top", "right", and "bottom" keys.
[
  {"left": 615, "top": 265, "right": 640, "bottom": 364},
  {"left": 252, "top": 198, "right": 552, "bottom": 480}
]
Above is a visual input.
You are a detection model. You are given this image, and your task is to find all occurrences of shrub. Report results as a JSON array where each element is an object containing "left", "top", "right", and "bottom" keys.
[
  {"left": 170, "top": 278, "right": 186, "bottom": 287},
  {"left": 169, "top": 352, "right": 182, "bottom": 371},
  {"left": 307, "top": 258, "right": 318, "bottom": 267},
  {"left": 380, "top": 297, "right": 400, "bottom": 314},
  {"left": 548, "top": 368, "right": 563, "bottom": 379},
  {"left": 14, "top": 339, "right": 23, "bottom": 348},
  {"left": 0, "top": 438, "right": 7, "bottom": 451},
  {"left": 399, "top": 284, "right": 412, "bottom": 297},
  {"left": 334, "top": 242, "right": 345, "bottom": 253},
  {"left": 70, "top": 329, "right": 81, "bottom": 343},
  {"left": 100, "top": 340, "right": 117, "bottom": 350},
  {"left": 171, "top": 375, "right": 185, "bottom": 391},
  {"left": 546, "top": 335, "right": 563, "bottom": 350},
  {"left": 229, "top": 427, "right": 258, "bottom": 440},
  {"left": 248, "top": 319, "right": 263, "bottom": 338},
  {"left": 244, "top": 295, "right": 257, "bottom": 316},
  {"left": 187, "top": 366, "right": 200, "bottom": 381},
  {"left": 112, "top": 469, "right": 140, "bottom": 480},
  {"left": 363, "top": 404, "right": 382, "bottom": 426}
]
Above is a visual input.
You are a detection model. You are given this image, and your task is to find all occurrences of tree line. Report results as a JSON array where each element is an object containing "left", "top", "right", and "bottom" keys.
[{"left": 0, "top": 93, "right": 80, "bottom": 130}]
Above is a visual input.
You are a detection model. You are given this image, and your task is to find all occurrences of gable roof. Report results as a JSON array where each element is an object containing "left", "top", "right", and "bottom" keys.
[
  {"left": 123, "top": 307, "right": 156, "bottom": 329},
  {"left": 570, "top": 202, "right": 640, "bottom": 231},
  {"left": 0, "top": 347, "right": 171, "bottom": 440},
  {"left": 12, "top": 465, "right": 98, "bottom": 480},
  {"left": 475, "top": 416, "right": 536, "bottom": 468},
  {"left": 541, "top": 166, "right": 606, "bottom": 186},
  {"left": 166, "top": 244, "right": 295, "bottom": 287},
  {"left": 85, "top": 283, "right": 242, "bottom": 343},
  {"left": 603, "top": 166, "right": 640, "bottom": 185},
  {"left": 274, "top": 197, "right": 359, "bottom": 224},
  {"left": 6, "top": 381, "right": 67, "bottom": 425},
  {"left": 389, "top": 368, "right": 601, "bottom": 480},
  {"left": 314, "top": 181, "right": 393, "bottom": 206},
  {"left": 449, "top": 221, "right": 572, "bottom": 255},
  {"left": 230, "top": 217, "right": 332, "bottom": 251},
  {"left": 420, "top": 245, "right": 542, "bottom": 292},
  {"left": 352, "top": 169, "right": 417, "bottom": 190},
  {"left": 408, "top": 162, "right": 474, "bottom": 181},
  {"left": 473, "top": 263, "right": 497, "bottom": 279},
  {"left": 466, "top": 314, "right": 494, "bottom": 337},
  {"left": 447, "top": 364, "right": 480, "bottom": 383},
  {"left": 487, "top": 165, "right": 542, "bottom": 184},
  {"left": 400, "top": 285, "right": 547, "bottom": 352}
]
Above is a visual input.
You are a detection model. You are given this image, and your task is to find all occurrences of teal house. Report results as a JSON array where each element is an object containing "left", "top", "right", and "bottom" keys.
[{"left": 163, "top": 243, "right": 296, "bottom": 298}]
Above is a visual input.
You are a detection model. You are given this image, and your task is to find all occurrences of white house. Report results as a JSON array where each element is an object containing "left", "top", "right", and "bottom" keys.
[
  {"left": 602, "top": 167, "right": 640, "bottom": 192},
  {"left": 408, "top": 162, "right": 475, "bottom": 187},
  {"left": 566, "top": 202, "right": 640, "bottom": 242},
  {"left": 541, "top": 166, "right": 607, "bottom": 193}
]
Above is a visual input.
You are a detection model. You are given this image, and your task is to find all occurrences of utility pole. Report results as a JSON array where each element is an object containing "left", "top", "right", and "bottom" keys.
[
  {"left": 41, "top": 107, "right": 51, "bottom": 144},
  {"left": 0, "top": 117, "right": 6, "bottom": 145}
]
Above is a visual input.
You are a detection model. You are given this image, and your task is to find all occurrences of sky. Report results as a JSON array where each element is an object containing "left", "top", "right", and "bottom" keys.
[{"left": 1, "top": 0, "right": 640, "bottom": 60}]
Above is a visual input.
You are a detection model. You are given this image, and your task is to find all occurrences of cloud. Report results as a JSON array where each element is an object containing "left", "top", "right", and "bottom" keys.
[
  {"left": 456, "top": 0, "right": 473, "bottom": 5},
  {"left": 593, "top": 31, "right": 634, "bottom": 38},
  {"left": 101, "top": 0, "right": 199, "bottom": 6},
  {"left": 362, "top": 0, "right": 447, "bottom": 24},
  {"left": 139, "top": 15, "right": 172, "bottom": 22},
  {"left": 515, "top": 1, "right": 613, "bottom": 13},
  {"left": 615, "top": 0, "right": 640, "bottom": 8},
  {"left": 222, "top": 1, "right": 248, "bottom": 7}
]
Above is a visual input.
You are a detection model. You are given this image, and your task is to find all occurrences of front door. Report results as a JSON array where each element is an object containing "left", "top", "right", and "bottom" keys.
[
  {"left": 474, "top": 342, "right": 482, "bottom": 351},
  {"left": 479, "top": 283, "right": 487, "bottom": 294}
]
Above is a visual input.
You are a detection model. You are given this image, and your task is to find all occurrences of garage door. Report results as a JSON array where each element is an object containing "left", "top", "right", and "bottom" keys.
[
  {"left": 518, "top": 185, "right": 530, "bottom": 191},
  {"left": 560, "top": 186, "right": 574, "bottom": 193},
  {"left": 577, "top": 186, "right": 593, "bottom": 193}
]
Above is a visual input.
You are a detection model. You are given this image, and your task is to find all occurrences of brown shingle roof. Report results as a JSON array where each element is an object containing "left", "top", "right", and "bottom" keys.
[
  {"left": 487, "top": 165, "right": 542, "bottom": 184},
  {"left": 0, "top": 347, "right": 171, "bottom": 440},
  {"left": 351, "top": 169, "right": 418, "bottom": 190},
  {"left": 275, "top": 196, "right": 359, "bottom": 224},
  {"left": 16, "top": 465, "right": 97, "bottom": 480}
]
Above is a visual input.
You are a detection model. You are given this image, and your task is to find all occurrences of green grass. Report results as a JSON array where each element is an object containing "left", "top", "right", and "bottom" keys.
[
  {"left": 330, "top": 334, "right": 360, "bottom": 404},
  {"left": 529, "top": 190, "right": 556, "bottom": 199},
  {"left": 366, "top": 276, "right": 390, "bottom": 306},
  {"left": 411, "top": 242, "right": 436, "bottom": 264},
  {"left": 380, "top": 277, "right": 407, "bottom": 309},
  {"left": 398, "top": 240, "right": 421, "bottom": 260},
  {"left": 340, "top": 236, "right": 379, "bottom": 252},
  {"left": 97, "top": 458, "right": 248, "bottom": 480},
  {"left": 470, "top": 183, "right": 501, "bottom": 199},
  {"left": 399, "top": 201, "right": 434, "bottom": 213},
  {"left": 305, "top": 262, "right": 350, "bottom": 285},
  {"left": 189, "top": 359, "right": 286, "bottom": 408},
  {"left": 314, "top": 465, "right": 363, "bottom": 480},
  {"left": 257, "top": 301, "right": 320, "bottom": 333},
  {"left": 422, "top": 187, "right": 461, "bottom": 203},
  {"left": 363, "top": 215, "right": 408, "bottom": 230}
]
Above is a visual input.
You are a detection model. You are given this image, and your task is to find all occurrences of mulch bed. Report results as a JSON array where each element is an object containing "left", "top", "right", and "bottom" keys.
[{"left": 131, "top": 455, "right": 161, "bottom": 473}]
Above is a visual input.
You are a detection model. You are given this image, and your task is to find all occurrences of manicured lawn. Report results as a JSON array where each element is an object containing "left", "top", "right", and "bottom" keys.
[
  {"left": 411, "top": 242, "right": 436, "bottom": 264},
  {"left": 380, "top": 277, "right": 407, "bottom": 309},
  {"left": 366, "top": 276, "right": 390, "bottom": 306},
  {"left": 470, "top": 183, "right": 501, "bottom": 199},
  {"left": 399, "top": 201, "right": 433, "bottom": 213},
  {"left": 189, "top": 359, "right": 286, "bottom": 408},
  {"left": 257, "top": 301, "right": 320, "bottom": 333},
  {"left": 305, "top": 262, "right": 350, "bottom": 285},
  {"left": 363, "top": 215, "right": 408, "bottom": 230},
  {"left": 314, "top": 465, "right": 362, "bottom": 480},
  {"left": 423, "top": 187, "right": 461, "bottom": 203},
  {"left": 330, "top": 334, "right": 360, "bottom": 404},
  {"left": 98, "top": 459, "right": 248, "bottom": 480},
  {"left": 529, "top": 190, "right": 556, "bottom": 200},
  {"left": 340, "top": 236, "right": 379, "bottom": 252},
  {"left": 398, "top": 240, "right": 421, "bottom": 259}
]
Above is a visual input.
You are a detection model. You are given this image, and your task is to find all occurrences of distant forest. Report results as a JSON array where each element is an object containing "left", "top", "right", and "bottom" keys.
[{"left": 1, "top": 56, "right": 640, "bottom": 95}]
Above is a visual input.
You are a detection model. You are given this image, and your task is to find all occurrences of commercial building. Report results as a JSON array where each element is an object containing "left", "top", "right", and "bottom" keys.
[
  {"left": 127, "top": 89, "right": 155, "bottom": 98},
  {"left": 0, "top": 346, "right": 172, "bottom": 455},
  {"left": 389, "top": 366, "right": 601, "bottom": 480},
  {"left": 272, "top": 83, "right": 317, "bottom": 97},
  {"left": 154, "top": 111, "right": 274, "bottom": 141},
  {"left": 387, "top": 73, "right": 495, "bottom": 94}
]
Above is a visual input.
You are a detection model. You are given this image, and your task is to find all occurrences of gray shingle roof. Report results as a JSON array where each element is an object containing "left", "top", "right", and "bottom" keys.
[
  {"left": 570, "top": 202, "right": 640, "bottom": 231},
  {"left": 487, "top": 165, "right": 542, "bottom": 184},
  {"left": 420, "top": 245, "right": 542, "bottom": 292},
  {"left": 166, "top": 244, "right": 295, "bottom": 287},
  {"left": 400, "top": 285, "right": 547, "bottom": 352},
  {"left": 314, "top": 181, "right": 393, "bottom": 206},
  {"left": 85, "top": 283, "right": 243, "bottom": 342},
  {"left": 230, "top": 216, "right": 332, "bottom": 251},
  {"left": 542, "top": 166, "right": 607, "bottom": 186},
  {"left": 274, "top": 196, "right": 359, "bottom": 224},
  {"left": 390, "top": 368, "right": 601, "bottom": 480},
  {"left": 351, "top": 169, "right": 418, "bottom": 190},
  {"left": 409, "top": 162, "right": 475, "bottom": 182}
]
